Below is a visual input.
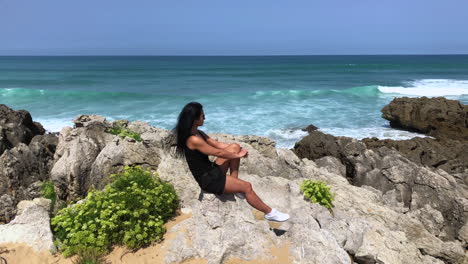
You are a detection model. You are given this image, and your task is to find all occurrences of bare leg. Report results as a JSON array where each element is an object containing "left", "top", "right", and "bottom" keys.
[
  {"left": 214, "top": 143, "right": 241, "bottom": 179},
  {"left": 223, "top": 176, "right": 271, "bottom": 214}
]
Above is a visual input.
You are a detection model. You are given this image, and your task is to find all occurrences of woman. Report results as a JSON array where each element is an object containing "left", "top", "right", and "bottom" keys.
[{"left": 173, "top": 102, "right": 289, "bottom": 222}]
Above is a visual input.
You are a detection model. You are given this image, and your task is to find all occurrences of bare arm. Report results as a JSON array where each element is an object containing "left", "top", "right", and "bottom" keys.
[
  {"left": 198, "top": 130, "right": 230, "bottom": 149},
  {"left": 187, "top": 136, "right": 246, "bottom": 160}
]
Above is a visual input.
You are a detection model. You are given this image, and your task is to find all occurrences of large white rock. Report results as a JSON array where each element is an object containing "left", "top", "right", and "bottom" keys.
[{"left": 0, "top": 198, "right": 54, "bottom": 252}]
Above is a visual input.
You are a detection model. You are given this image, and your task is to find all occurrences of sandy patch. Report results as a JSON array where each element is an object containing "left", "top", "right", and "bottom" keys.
[
  {"left": 225, "top": 242, "right": 293, "bottom": 264},
  {"left": 0, "top": 243, "right": 73, "bottom": 264}
]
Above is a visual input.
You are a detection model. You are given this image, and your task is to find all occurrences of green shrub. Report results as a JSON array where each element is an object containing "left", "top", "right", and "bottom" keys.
[
  {"left": 51, "top": 165, "right": 179, "bottom": 257},
  {"left": 300, "top": 179, "right": 335, "bottom": 209},
  {"left": 41, "top": 180, "right": 57, "bottom": 213},
  {"left": 72, "top": 248, "right": 106, "bottom": 264},
  {"left": 105, "top": 123, "right": 142, "bottom": 142}
]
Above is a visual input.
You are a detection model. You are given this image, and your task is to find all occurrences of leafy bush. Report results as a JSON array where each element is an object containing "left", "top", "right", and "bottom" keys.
[
  {"left": 51, "top": 165, "right": 179, "bottom": 257},
  {"left": 105, "top": 123, "right": 142, "bottom": 142},
  {"left": 41, "top": 180, "right": 57, "bottom": 213},
  {"left": 300, "top": 179, "right": 335, "bottom": 209},
  {"left": 72, "top": 248, "right": 106, "bottom": 264}
]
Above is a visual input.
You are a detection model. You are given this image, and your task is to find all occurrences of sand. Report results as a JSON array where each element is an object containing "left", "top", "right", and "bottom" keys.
[{"left": 0, "top": 209, "right": 293, "bottom": 264}]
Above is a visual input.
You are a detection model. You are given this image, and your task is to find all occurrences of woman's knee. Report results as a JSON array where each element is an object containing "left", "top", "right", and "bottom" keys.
[
  {"left": 228, "top": 143, "right": 241, "bottom": 152},
  {"left": 243, "top": 181, "right": 253, "bottom": 193}
]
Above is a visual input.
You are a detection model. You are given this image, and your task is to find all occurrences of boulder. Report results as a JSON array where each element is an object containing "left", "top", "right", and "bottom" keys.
[
  {"left": 0, "top": 198, "right": 54, "bottom": 252},
  {"left": 0, "top": 104, "right": 45, "bottom": 156},
  {"left": 315, "top": 156, "right": 346, "bottom": 177},
  {"left": 381, "top": 97, "right": 468, "bottom": 141}
]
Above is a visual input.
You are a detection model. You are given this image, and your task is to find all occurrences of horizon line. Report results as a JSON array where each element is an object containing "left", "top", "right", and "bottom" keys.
[{"left": 1, "top": 53, "right": 468, "bottom": 57}]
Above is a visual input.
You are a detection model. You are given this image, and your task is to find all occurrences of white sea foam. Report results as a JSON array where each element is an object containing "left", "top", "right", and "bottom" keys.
[
  {"left": 378, "top": 79, "right": 468, "bottom": 97},
  {"left": 35, "top": 118, "right": 74, "bottom": 133},
  {"left": 320, "top": 127, "right": 431, "bottom": 141},
  {"left": 269, "top": 127, "right": 431, "bottom": 149}
]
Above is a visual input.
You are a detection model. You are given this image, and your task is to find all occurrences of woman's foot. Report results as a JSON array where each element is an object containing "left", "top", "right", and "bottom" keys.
[{"left": 264, "top": 208, "right": 290, "bottom": 222}]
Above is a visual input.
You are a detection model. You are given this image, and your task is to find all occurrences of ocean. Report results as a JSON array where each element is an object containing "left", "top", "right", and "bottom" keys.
[{"left": 1, "top": 55, "right": 468, "bottom": 148}]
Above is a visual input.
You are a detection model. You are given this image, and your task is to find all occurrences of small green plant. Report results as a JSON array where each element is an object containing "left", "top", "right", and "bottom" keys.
[
  {"left": 72, "top": 248, "right": 106, "bottom": 264},
  {"left": 300, "top": 179, "right": 335, "bottom": 209},
  {"left": 105, "top": 123, "right": 142, "bottom": 142},
  {"left": 41, "top": 180, "right": 57, "bottom": 213},
  {"left": 51, "top": 165, "right": 179, "bottom": 257}
]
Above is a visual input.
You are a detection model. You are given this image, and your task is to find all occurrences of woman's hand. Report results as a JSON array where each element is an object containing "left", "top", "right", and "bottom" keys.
[{"left": 238, "top": 148, "right": 249, "bottom": 158}]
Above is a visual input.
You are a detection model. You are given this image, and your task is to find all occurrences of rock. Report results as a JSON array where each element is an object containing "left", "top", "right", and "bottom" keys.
[
  {"left": 362, "top": 136, "right": 468, "bottom": 177},
  {"left": 159, "top": 163, "right": 459, "bottom": 264},
  {"left": 51, "top": 116, "right": 162, "bottom": 201},
  {"left": 315, "top": 156, "right": 346, "bottom": 177},
  {"left": 381, "top": 97, "right": 468, "bottom": 141},
  {"left": 302, "top": 124, "right": 319, "bottom": 133},
  {"left": 301, "top": 164, "right": 466, "bottom": 263},
  {"left": 0, "top": 140, "right": 56, "bottom": 223},
  {"left": 0, "top": 194, "right": 15, "bottom": 224},
  {"left": 0, "top": 104, "right": 45, "bottom": 156},
  {"left": 459, "top": 222, "right": 468, "bottom": 245},
  {"left": 406, "top": 205, "right": 445, "bottom": 237},
  {"left": 0, "top": 198, "right": 54, "bottom": 252},
  {"left": 294, "top": 131, "right": 468, "bottom": 243}
]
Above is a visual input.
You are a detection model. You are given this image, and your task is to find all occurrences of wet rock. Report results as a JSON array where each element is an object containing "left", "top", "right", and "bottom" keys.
[{"left": 302, "top": 124, "right": 319, "bottom": 133}]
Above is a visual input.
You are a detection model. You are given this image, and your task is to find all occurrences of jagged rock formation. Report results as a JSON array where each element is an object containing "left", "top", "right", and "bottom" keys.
[
  {"left": 362, "top": 137, "right": 468, "bottom": 180},
  {"left": 0, "top": 105, "right": 57, "bottom": 223},
  {"left": 294, "top": 130, "right": 468, "bottom": 244},
  {"left": 0, "top": 104, "right": 45, "bottom": 156}
]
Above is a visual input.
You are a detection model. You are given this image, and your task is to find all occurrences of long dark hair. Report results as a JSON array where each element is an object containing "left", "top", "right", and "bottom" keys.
[{"left": 172, "top": 102, "right": 203, "bottom": 158}]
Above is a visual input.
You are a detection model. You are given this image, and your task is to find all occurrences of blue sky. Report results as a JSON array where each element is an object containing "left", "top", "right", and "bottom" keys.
[{"left": 1, "top": 0, "right": 467, "bottom": 55}]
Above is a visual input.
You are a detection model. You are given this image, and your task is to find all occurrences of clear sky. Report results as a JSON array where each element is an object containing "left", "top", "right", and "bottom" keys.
[{"left": 1, "top": 0, "right": 467, "bottom": 55}]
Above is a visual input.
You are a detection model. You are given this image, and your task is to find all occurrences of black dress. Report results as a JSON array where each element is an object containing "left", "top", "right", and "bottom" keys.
[{"left": 185, "top": 130, "right": 226, "bottom": 195}]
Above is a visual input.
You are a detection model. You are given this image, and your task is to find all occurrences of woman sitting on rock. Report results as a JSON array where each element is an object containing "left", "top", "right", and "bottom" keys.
[{"left": 173, "top": 102, "right": 289, "bottom": 222}]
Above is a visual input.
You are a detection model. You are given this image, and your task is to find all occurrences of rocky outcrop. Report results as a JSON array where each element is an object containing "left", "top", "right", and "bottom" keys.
[
  {"left": 46, "top": 116, "right": 467, "bottom": 263},
  {"left": 294, "top": 97, "right": 468, "bottom": 246},
  {"left": 0, "top": 105, "right": 58, "bottom": 223},
  {"left": 381, "top": 97, "right": 468, "bottom": 141},
  {"left": 50, "top": 115, "right": 163, "bottom": 201},
  {"left": 294, "top": 130, "right": 468, "bottom": 244},
  {"left": 0, "top": 104, "right": 45, "bottom": 156},
  {"left": 0, "top": 198, "right": 54, "bottom": 252},
  {"left": 362, "top": 137, "right": 468, "bottom": 179},
  {"left": 0, "top": 140, "right": 56, "bottom": 223}
]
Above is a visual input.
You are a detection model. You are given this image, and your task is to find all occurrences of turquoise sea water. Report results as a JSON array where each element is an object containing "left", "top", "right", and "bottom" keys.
[{"left": 1, "top": 55, "right": 468, "bottom": 148}]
